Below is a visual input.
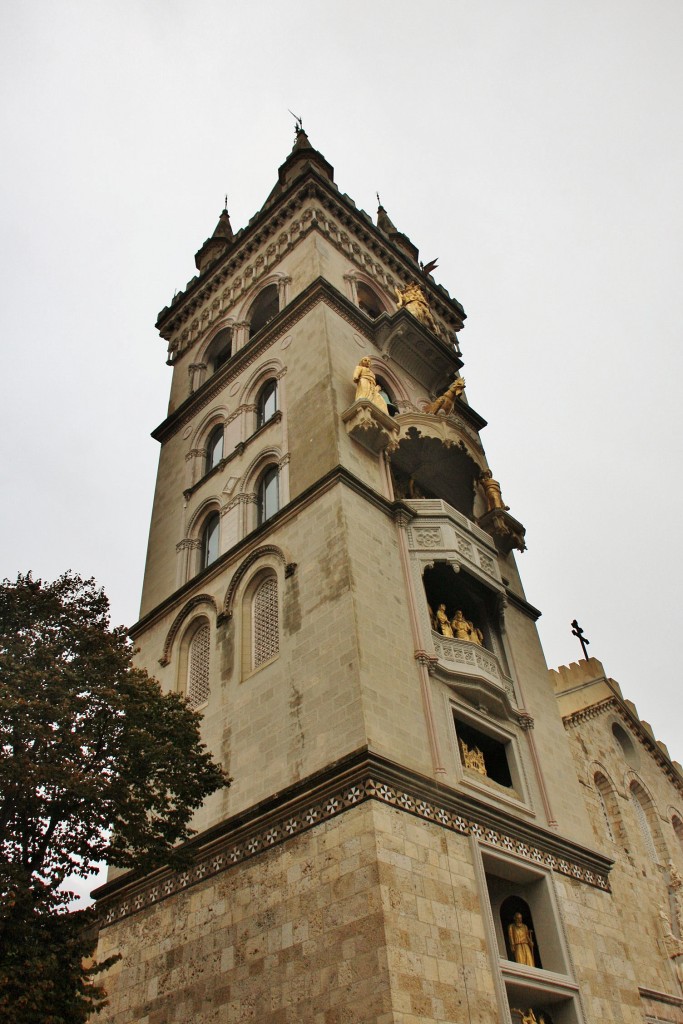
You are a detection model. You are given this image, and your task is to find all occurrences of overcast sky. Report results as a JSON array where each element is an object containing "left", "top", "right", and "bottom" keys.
[{"left": 2, "top": 0, "right": 681, "bottom": 779}]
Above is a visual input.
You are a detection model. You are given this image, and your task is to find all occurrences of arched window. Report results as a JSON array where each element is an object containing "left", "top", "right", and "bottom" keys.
[
  {"left": 356, "top": 282, "right": 385, "bottom": 319},
  {"left": 594, "top": 773, "right": 617, "bottom": 842},
  {"left": 248, "top": 285, "right": 279, "bottom": 339},
  {"left": 375, "top": 376, "right": 398, "bottom": 416},
  {"left": 187, "top": 622, "right": 211, "bottom": 708},
  {"left": 257, "top": 466, "right": 279, "bottom": 525},
  {"left": 205, "top": 425, "right": 224, "bottom": 474},
  {"left": 257, "top": 380, "right": 278, "bottom": 428},
  {"left": 201, "top": 511, "right": 220, "bottom": 569},
  {"left": 252, "top": 574, "right": 279, "bottom": 669},
  {"left": 205, "top": 327, "right": 232, "bottom": 374},
  {"left": 672, "top": 814, "right": 683, "bottom": 857},
  {"left": 630, "top": 781, "right": 660, "bottom": 862}
]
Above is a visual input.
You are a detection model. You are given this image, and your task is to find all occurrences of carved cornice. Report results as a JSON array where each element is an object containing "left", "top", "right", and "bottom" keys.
[
  {"left": 157, "top": 173, "right": 466, "bottom": 348},
  {"left": 130, "top": 466, "right": 400, "bottom": 640},
  {"left": 94, "top": 749, "right": 612, "bottom": 929}
]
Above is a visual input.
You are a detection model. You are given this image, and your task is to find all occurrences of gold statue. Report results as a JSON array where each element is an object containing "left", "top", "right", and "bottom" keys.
[
  {"left": 427, "top": 603, "right": 438, "bottom": 631},
  {"left": 395, "top": 281, "right": 438, "bottom": 332},
  {"left": 451, "top": 609, "right": 471, "bottom": 641},
  {"left": 459, "top": 739, "right": 487, "bottom": 776},
  {"left": 507, "top": 912, "right": 535, "bottom": 967},
  {"left": 469, "top": 623, "right": 484, "bottom": 646},
  {"left": 353, "top": 357, "right": 388, "bottom": 412},
  {"left": 436, "top": 603, "right": 454, "bottom": 637},
  {"left": 480, "top": 469, "right": 509, "bottom": 512},
  {"left": 425, "top": 377, "right": 466, "bottom": 415}
]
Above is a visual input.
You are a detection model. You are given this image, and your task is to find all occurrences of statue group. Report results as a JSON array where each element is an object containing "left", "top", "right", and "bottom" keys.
[{"left": 431, "top": 603, "right": 484, "bottom": 645}]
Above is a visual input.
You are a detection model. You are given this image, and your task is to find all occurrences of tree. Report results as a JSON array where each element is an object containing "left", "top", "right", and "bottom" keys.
[{"left": 0, "top": 573, "right": 229, "bottom": 1022}]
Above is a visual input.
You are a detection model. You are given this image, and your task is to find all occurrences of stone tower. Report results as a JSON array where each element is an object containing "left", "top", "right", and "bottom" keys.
[{"left": 94, "top": 131, "right": 683, "bottom": 1024}]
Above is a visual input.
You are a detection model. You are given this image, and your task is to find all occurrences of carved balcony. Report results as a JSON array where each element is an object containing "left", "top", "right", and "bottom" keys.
[{"left": 431, "top": 632, "right": 516, "bottom": 708}]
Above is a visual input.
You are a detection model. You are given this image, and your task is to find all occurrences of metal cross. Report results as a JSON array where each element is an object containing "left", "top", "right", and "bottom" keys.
[{"left": 571, "top": 619, "right": 590, "bottom": 660}]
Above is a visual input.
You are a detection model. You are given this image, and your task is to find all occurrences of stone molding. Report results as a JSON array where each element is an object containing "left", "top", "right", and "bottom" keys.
[
  {"left": 563, "top": 696, "right": 683, "bottom": 797},
  {"left": 158, "top": 176, "right": 464, "bottom": 355},
  {"left": 94, "top": 751, "right": 612, "bottom": 929}
]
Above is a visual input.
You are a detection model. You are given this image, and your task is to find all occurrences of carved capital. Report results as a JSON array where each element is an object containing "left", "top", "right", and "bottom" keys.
[
  {"left": 414, "top": 651, "right": 439, "bottom": 674},
  {"left": 285, "top": 562, "right": 297, "bottom": 578},
  {"left": 517, "top": 712, "right": 535, "bottom": 731}
]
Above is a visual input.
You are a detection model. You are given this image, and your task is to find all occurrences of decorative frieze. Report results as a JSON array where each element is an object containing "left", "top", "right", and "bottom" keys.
[{"left": 96, "top": 754, "right": 611, "bottom": 928}]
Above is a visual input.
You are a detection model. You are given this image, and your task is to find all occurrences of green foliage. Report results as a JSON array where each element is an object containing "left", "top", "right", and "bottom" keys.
[{"left": 0, "top": 572, "right": 229, "bottom": 1021}]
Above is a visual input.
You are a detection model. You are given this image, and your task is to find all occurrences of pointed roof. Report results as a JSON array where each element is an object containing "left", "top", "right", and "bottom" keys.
[
  {"left": 276, "top": 126, "right": 334, "bottom": 189},
  {"left": 375, "top": 199, "right": 419, "bottom": 264},
  {"left": 377, "top": 202, "right": 398, "bottom": 234},
  {"left": 194, "top": 206, "right": 235, "bottom": 273}
]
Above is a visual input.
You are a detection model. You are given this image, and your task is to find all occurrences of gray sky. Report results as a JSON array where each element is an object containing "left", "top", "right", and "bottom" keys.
[{"left": 2, "top": 0, "right": 681, "bottom": 773}]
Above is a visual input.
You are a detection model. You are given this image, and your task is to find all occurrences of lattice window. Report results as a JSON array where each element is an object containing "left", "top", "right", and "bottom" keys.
[
  {"left": 631, "top": 784, "right": 658, "bottom": 862},
  {"left": 187, "top": 623, "right": 210, "bottom": 708},
  {"left": 253, "top": 576, "right": 279, "bottom": 669}
]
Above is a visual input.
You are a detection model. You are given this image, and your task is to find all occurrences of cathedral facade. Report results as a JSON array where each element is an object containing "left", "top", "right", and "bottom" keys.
[{"left": 93, "top": 130, "right": 683, "bottom": 1024}]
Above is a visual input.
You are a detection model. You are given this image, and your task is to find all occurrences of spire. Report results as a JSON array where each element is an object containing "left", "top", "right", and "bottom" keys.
[
  {"left": 292, "top": 124, "right": 313, "bottom": 153},
  {"left": 376, "top": 197, "right": 398, "bottom": 235},
  {"left": 375, "top": 196, "right": 420, "bottom": 264},
  {"left": 277, "top": 120, "right": 334, "bottom": 189},
  {"left": 211, "top": 206, "right": 234, "bottom": 242},
  {"left": 194, "top": 204, "right": 235, "bottom": 274}
]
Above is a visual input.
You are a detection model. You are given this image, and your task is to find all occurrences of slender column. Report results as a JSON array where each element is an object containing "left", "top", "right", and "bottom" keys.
[
  {"left": 393, "top": 503, "right": 446, "bottom": 776},
  {"left": 503, "top": 628, "right": 558, "bottom": 828}
]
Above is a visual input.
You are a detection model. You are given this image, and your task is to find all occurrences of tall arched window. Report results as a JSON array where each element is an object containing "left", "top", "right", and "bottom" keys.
[
  {"left": 205, "top": 327, "right": 232, "bottom": 374},
  {"left": 257, "top": 380, "right": 278, "bottom": 428},
  {"left": 356, "top": 282, "right": 385, "bottom": 319},
  {"left": 252, "top": 575, "right": 279, "bottom": 669},
  {"left": 672, "top": 815, "right": 683, "bottom": 858},
  {"left": 248, "top": 285, "right": 279, "bottom": 339},
  {"left": 187, "top": 622, "right": 211, "bottom": 708},
  {"left": 630, "top": 781, "right": 660, "bottom": 862},
  {"left": 257, "top": 466, "right": 279, "bottom": 525},
  {"left": 594, "top": 773, "right": 616, "bottom": 842},
  {"left": 201, "top": 511, "right": 220, "bottom": 569},
  {"left": 205, "top": 425, "right": 224, "bottom": 474}
]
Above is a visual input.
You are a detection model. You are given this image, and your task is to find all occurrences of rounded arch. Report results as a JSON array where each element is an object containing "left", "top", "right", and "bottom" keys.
[
  {"left": 241, "top": 446, "right": 284, "bottom": 496},
  {"left": 160, "top": 594, "right": 218, "bottom": 666},
  {"left": 611, "top": 718, "right": 641, "bottom": 769},
  {"left": 590, "top": 764, "right": 624, "bottom": 845},
  {"left": 234, "top": 272, "right": 288, "bottom": 324},
  {"left": 186, "top": 496, "right": 222, "bottom": 538},
  {"left": 670, "top": 810, "right": 683, "bottom": 858},
  {"left": 178, "top": 615, "right": 212, "bottom": 709},
  {"left": 239, "top": 357, "right": 286, "bottom": 407},
  {"left": 190, "top": 405, "right": 231, "bottom": 451},
  {"left": 358, "top": 355, "right": 410, "bottom": 414},
  {"left": 223, "top": 545, "right": 287, "bottom": 617},
  {"left": 199, "top": 320, "right": 235, "bottom": 373},
  {"left": 348, "top": 271, "right": 393, "bottom": 316}
]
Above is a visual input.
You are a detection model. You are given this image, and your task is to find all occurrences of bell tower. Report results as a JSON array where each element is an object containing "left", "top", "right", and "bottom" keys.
[{"left": 94, "top": 130, "right": 679, "bottom": 1024}]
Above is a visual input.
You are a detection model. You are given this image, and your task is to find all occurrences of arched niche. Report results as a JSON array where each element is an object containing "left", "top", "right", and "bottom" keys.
[
  {"left": 389, "top": 426, "right": 481, "bottom": 518},
  {"left": 423, "top": 562, "right": 502, "bottom": 657}
]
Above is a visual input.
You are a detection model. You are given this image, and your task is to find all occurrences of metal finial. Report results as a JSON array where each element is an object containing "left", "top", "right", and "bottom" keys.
[
  {"left": 288, "top": 109, "right": 303, "bottom": 135},
  {"left": 571, "top": 619, "right": 591, "bottom": 660},
  {"left": 224, "top": 194, "right": 228, "bottom": 211},
  {"left": 376, "top": 192, "right": 382, "bottom": 207}
]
